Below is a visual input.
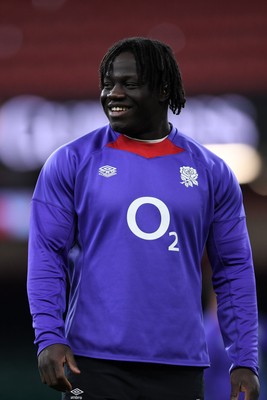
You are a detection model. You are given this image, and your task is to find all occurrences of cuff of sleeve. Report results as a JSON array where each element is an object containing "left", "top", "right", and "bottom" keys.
[
  {"left": 37, "top": 338, "right": 70, "bottom": 356},
  {"left": 230, "top": 364, "right": 259, "bottom": 378}
]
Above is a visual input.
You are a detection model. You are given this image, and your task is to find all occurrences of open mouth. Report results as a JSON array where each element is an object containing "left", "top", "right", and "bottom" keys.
[{"left": 108, "top": 106, "right": 130, "bottom": 116}]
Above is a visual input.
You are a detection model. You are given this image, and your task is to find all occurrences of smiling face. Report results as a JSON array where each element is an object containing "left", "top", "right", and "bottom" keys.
[{"left": 100, "top": 52, "right": 169, "bottom": 140}]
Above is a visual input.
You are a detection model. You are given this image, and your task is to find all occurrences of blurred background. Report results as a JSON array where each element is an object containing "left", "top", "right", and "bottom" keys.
[{"left": 0, "top": 0, "right": 266, "bottom": 399}]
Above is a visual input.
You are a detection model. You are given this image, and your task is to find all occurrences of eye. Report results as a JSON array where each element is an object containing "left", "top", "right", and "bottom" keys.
[
  {"left": 125, "top": 82, "right": 139, "bottom": 89},
  {"left": 102, "top": 80, "right": 113, "bottom": 90}
]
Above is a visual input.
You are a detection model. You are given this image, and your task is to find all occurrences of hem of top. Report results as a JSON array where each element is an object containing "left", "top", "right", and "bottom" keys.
[{"left": 70, "top": 350, "right": 210, "bottom": 368}]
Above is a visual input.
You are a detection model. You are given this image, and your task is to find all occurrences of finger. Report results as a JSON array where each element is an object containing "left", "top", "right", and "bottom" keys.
[
  {"left": 38, "top": 368, "right": 47, "bottom": 385},
  {"left": 40, "top": 361, "right": 71, "bottom": 392},
  {"left": 38, "top": 362, "right": 55, "bottom": 387},
  {"left": 230, "top": 384, "right": 241, "bottom": 400},
  {"left": 52, "top": 376, "right": 72, "bottom": 392},
  {"left": 240, "top": 380, "right": 260, "bottom": 400},
  {"left": 242, "top": 387, "right": 259, "bottom": 400},
  {"left": 66, "top": 352, "right": 81, "bottom": 375},
  {"left": 52, "top": 362, "right": 73, "bottom": 392}
]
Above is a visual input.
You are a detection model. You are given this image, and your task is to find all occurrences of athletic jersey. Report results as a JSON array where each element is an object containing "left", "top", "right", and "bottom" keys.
[{"left": 27, "top": 124, "right": 259, "bottom": 374}]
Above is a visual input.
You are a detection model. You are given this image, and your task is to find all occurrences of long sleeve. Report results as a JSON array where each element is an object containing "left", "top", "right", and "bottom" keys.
[
  {"left": 27, "top": 147, "right": 76, "bottom": 354},
  {"left": 206, "top": 162, "right": 258, "bottom": 375}
]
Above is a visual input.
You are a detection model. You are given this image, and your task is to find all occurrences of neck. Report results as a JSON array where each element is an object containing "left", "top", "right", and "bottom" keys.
[
  {"left": 124, "top": 122, "right": 171, "bottom": 141},
  {"left": 124, "top": 134, "right": 169, "bottom": 143}
]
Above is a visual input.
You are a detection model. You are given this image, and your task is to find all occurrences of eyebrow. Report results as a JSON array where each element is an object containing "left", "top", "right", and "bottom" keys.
[{"left": 104, "top": 73, "right": 140, "bottom": 82}]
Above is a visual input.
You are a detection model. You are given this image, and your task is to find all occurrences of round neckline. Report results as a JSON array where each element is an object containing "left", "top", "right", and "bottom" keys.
[{"left": 123, "top": 134, "right": 169, "bottom": 144}]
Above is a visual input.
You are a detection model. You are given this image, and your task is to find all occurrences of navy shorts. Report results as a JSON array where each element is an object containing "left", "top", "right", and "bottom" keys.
[{"left": 62, "top": 356, "right": 204, "bottom": 400}]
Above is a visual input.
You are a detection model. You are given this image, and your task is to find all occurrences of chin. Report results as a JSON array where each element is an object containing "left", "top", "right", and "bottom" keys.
[{"left": 110, "top": 121, "right": 129, "bottom": 134}]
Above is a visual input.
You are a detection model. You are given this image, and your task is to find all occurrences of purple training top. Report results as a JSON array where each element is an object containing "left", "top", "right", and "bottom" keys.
[{"left": 27, "top": 124, "right": 259, "bottom": 374}]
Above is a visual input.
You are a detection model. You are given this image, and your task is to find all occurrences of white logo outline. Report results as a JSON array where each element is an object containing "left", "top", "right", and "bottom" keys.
[
  {"left": 180, "top": 166, "right": 198, "bottom": 187},
  {"left": 127, "top": 196, "right": 170, "bottom": 240},
  {"left": 70, "top": 388, "right": 84, "bottom": 396},
  {"left": 99, "top": 165, "right": 117, "bottom": 178}
]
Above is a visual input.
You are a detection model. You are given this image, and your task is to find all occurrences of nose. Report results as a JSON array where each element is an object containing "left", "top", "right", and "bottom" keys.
[{"left": 107, "top": 83, "right": 125, "bottom": 98}]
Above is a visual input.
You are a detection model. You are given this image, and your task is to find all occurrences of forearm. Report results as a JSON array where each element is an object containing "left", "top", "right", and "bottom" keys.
[
  {"left": 27, "top": 200, "right": 75, "bottom": 353},
  {"left": 27, "top": 267, "right": 69, "bottom": 353},
  {"left": 207, "top": 218, "right": 259, "bottom": 374},
  {"left": 217, "top": 288, "right": 258, "bottom": 375}
]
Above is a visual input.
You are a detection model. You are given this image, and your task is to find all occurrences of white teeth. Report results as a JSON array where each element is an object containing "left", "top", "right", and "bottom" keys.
[{"left": 111, "top": 107, "right": 128, "bottom": 111}]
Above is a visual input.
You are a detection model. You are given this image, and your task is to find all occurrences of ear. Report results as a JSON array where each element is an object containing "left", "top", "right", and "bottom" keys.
[{"left": 159, "top": 84, "right": 170, "bottom": 102}]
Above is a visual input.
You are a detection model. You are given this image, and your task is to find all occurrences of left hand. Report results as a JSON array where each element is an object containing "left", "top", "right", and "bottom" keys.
[{"left": 230, "top": 368, "right": 260, "bottom": 400}]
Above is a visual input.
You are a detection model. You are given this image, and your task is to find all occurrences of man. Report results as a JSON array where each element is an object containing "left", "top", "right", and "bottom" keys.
[{"left": 27, "top": 37, "right": 260, "bottom": 399}]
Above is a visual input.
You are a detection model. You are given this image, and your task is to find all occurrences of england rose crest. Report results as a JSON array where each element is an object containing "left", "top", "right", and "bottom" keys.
[{"left": 180, "top": 166, "right": 198, "bottom": 187}]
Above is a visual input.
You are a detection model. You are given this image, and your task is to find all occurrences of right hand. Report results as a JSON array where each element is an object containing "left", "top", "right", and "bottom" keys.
[{"left": 38, "top": 343, "right": 81, "bottom": 392}]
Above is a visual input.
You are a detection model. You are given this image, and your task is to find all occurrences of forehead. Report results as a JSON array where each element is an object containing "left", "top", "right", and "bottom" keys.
[{"left": 107, "top": 52, "right": 138, "bottom": 77}]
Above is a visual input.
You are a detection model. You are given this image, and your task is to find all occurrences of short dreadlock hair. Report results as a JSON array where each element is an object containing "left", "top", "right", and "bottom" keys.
[{"left": 99, "top": 37, "right": 186, "bottom": 115}]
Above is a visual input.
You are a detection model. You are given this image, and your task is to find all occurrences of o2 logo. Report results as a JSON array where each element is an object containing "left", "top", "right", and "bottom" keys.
[{"left": 126, "top": 196, "right": 179, "bottom": 252}]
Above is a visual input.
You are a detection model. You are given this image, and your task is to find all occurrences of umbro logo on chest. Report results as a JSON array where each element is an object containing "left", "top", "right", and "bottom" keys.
[{"left": 99, "top": 165, "right": 117, "bottom": 178}]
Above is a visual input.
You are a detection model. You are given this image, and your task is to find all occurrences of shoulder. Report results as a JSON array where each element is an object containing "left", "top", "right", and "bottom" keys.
[
  {"left": 43, "top": 124, "right": 114, "bottom": 170},
  {"left": 52, "top": 124, "right": 113, "bottom": 158},
  {"left": 35, "top": 124, "right": 115, "bottom": 191},
  {"left": 172, "top": 129, "right": 241, "bottom": 205},
  {"left": 173, "top": 129, "right": 235, "bottom": 180},
  {"left": 173, "top": 130, "right": 219, "bottom": 166}
]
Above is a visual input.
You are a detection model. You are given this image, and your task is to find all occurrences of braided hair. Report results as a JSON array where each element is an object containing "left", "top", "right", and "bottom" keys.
[{"left": 99, "top": 37, "right": 186, "bottom": 115}]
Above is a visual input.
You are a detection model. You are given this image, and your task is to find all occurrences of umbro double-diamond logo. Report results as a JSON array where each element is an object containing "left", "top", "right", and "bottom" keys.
[
  {"left": 70, "top": 388, "right": 84, "bottom": 399},
  {"left": 99, "top": 165, "right": 117, "bottom": 178}
]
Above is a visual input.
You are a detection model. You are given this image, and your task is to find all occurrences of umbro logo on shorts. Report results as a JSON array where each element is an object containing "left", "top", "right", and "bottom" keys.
[{"left": 70, "top": 388, "right": 84, "bottom": 399}]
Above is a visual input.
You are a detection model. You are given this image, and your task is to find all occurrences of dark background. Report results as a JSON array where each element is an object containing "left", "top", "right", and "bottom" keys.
[{"left": 0, "top": 1, "right": 266, "bottom": 399}]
